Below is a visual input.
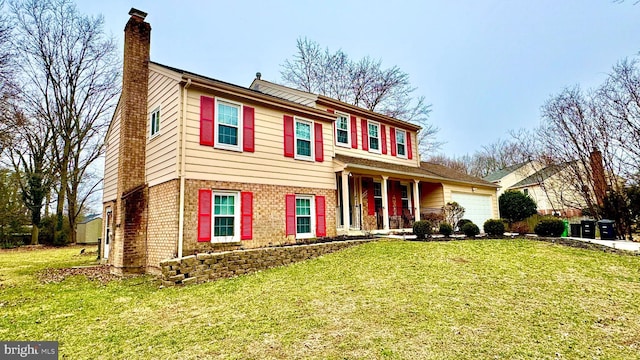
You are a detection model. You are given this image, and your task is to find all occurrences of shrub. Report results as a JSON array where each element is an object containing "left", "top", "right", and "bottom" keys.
[
  {"left": 534, "top": 217, "right": 565, "bottom": 237},
  {"left": 461, "top": 222, "right": 480, "bottom": 237},
  {"left": 499, "top": 190, "right": 538, "bottom": 225},
  {"left": 439, "top": 223, "right": 453, "bottom": 237},
  {"left": 511, "top": 221, "right": 530, "bottom": 235},
  {"left": 457, "top": 219, "right": 472, "bottom": 230},
  {"left": 412, "top": 220, "right": 433, "bottom": 239},
  {"left": 484, "top": 219, "right": 505, "bottom": 237}
]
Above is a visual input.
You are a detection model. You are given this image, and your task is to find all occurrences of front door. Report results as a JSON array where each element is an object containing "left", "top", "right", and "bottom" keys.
[{"left": 103, "top": 208, "right": 112, "bottom": 259}]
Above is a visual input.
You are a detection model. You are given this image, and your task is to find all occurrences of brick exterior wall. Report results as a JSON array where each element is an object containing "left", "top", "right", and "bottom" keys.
[
  {"left": 183, "top": 179, "right": 337, "bottom": 256},
  {"left": 146, "top": 180, "right": 180, "bottom": 273},
  {"left": 110, "top": 11, "right": 151, "bottom": 275},
  {"left": 160, "top": 239, "right": 374, "bottom": 286}
]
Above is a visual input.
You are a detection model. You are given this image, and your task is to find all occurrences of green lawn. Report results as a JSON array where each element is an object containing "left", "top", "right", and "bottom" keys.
[{"left": 1, "top": 240, "right": 639, "bottom": 359}]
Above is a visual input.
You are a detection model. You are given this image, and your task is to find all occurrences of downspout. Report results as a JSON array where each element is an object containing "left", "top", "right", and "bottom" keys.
[{"left": 177, "top": 78, "right": 191, "bottom": 258}]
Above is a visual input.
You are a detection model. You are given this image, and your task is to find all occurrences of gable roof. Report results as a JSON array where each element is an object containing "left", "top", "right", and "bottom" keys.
[
  {"left": 509, "top": 164, "right": 567, "bottom": 189},
  {"left": 420, "top": 162, "right": 498, "bottom": 187},
  {"left": 483, "top": 162, "right": 529, "bottom": 182},
  {"left": 333, "top": 154, "right": 498, "bottom": 188},
  {"left": 149, "top": 62, "right": 335, "bottom": 123}
]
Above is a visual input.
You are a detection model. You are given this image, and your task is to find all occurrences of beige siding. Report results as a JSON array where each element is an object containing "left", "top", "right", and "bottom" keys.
[
  {"left": 421, "top": 182, "right": 444, "bottom": 210},
  {"left": 442, "top": 183, "right": 499, "bottom": 220},
  {"left": 183, "top": 89, "right": 335, "bottom": 189},
  {"left": 146, "top": 68, "right": 181, "bottom": 186},
  {"left": 103, "top": 106, "right": 121, "bottom": 202},
  {"left": 321, "top": 107, "right": 420, "bottom": 167}
]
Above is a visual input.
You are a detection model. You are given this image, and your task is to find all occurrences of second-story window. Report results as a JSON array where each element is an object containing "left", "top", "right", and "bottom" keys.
[
  {"left": 216, "top": 99, "right": 242, "bottom": 151},
  {"left": 396, "top": 129, "right": 406, "bottom": 158},
  {"left": 335, "top": 112, "right": 350, "bottom": 147},
  {"left": 368, "top": 121, "right": 380, "bottom": 153},
  {"left": 150, "top": 107, "right": 160, "bottom": 138},
  {"left": 295, "top": 118, "right": 313, "bottom": 160}
]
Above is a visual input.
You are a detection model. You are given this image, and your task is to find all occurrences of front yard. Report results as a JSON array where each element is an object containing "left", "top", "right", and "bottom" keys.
[{"left": 1, "top": 240, "right": 639, "bottom": 359}]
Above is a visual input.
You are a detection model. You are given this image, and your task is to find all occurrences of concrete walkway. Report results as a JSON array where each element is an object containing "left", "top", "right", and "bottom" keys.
[{"left": 563, "top": 237, "right": 640, "bottom": 252}]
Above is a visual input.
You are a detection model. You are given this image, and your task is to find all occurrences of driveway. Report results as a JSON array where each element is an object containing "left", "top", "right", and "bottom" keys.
[{"left": 565, "top": 237, "right": 640, "bottom": 252}]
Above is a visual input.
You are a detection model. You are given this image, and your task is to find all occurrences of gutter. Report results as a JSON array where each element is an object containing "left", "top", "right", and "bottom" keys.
[{"left": 177, "top": 78, "right": 191, "bottom": 259}]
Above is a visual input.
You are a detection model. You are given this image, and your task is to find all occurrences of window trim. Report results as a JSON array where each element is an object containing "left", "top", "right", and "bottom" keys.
[
  {"left": 396, "top": 129, "right": 407, "bottom": 159},
  {"left": 150, "top": 106, "right": 161, "bottom": 139},
  {"left": 295, "top": 194, "right": 316, "bottom": 239},
  {"left": 367, "top": 120, "right": 381, "bottom": 154},
  {"left": 214, "top": 97, "right": 243, "bottom": 152},
  {"left": 211, "top": 190, "right": 241, "bottom": 243},
  {"left": 400, "top": 183, "right": 411, "bottom": 214},
  {"left": 294, "top": 117, "right": 314, "bottom": 161},
  {"left": 334, "top": 111, "right": 351, "bottom": 148}
]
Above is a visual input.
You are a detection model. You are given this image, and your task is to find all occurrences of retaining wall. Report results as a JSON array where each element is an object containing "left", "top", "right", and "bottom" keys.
[{"left": 160, "top": 239, "right": 373, "bottom": 286}]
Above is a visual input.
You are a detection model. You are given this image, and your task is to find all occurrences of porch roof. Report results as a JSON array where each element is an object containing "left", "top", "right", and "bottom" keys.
[{"left": 333, "top": 154, "right": 498, "bottom": 188}]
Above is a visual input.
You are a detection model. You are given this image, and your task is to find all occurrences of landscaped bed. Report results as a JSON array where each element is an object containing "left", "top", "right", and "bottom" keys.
[{"left": 1, "top": 240, "right": 639, "bottom": 359}]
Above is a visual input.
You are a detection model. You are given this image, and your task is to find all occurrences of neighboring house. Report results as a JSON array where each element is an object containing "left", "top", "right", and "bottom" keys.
[
  {"left": 483, "top": 161, "right": 540, "bottom": 198},
  {"left": 102, "top": 9, "right": 499, "bottom": 275},
  {"left": 76, "top": 214, "right": 102, "bottom": 245},
  {"left": 485, "top": 162, "right": 585, "bottom": 217}
]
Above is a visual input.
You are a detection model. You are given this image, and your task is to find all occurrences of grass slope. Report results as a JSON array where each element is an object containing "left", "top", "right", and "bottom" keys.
[{"left": 1, "top": 240, "right": 639, "bottom": 359}]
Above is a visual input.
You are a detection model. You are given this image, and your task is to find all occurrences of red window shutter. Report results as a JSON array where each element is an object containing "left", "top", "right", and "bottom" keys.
[
  {"left": 396, "top": 185, "right": 403, "bottom": 215},
  {"left": 390, "top": 127, "right": 397, "bottom": 156},
  {"left": 240, "top": 192, "right": 253, "bottom": 240},
  {"left": 285, "top": 194, "right": 296, "bottom": 235},
  {"left": 367, "top": 180, "right": 375, "bottom": 216},
  {"left": 407, "top": 131, "right": 413, "bottom": 159},
  {"left": 361, "top": 119, "right": 369, "bottom": 151},
  {"left": 381, "top": 125, "right": 387, "bottom": 154},
  {"left": 283, "top": 115, "right": 294, "bottom": 158},
  {"left": 243, "top": 106, "right": 255, "bottom": 152},
  {"left": 350, "top": 115, "right": 358, "bottom": 149},
  {"left": 314, "top": 122, "right": 324, "bottom": 162},
  {"left": 387, "top": 181, "right": 395, "bottom": 216},
  {"left": 316, "top": 196, "right": 326, "bottom": 237},
  {"left": 200, "top": 96, "right": 215, "bottom": 146},
  {"left": 197, "top": 189, "right": 212, "bottom": 242}
]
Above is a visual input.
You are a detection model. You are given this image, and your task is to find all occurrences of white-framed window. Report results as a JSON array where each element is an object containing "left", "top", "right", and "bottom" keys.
[
  {"left": 335, "top": 112, "right": 350, "bottom": 147},
  {"left": 373, "top": 181, "right": 383, "bottom": 214},
  {"left": 400, "top": 184, "right": 410, "bottom": 213},
  {"left": 396, "top": 129, "right": 407, "bottom": 158},
  {"left": 296, "top": 195, "right": 315, "bottom": 238},
  {"left": 215, "top": 98, "right": 242, "bottom": 151},
  {"left": 368, "top": 121, "right": 381, "bottom": 153},
  {"left": 294, "top": 117, "right": 313, "bottom": 161},
  {"left": 150, "top": 107, "right": 160, "bottom": 138},
  {"left": 212, "top": 191, "right": 240, "bottom": 243}
]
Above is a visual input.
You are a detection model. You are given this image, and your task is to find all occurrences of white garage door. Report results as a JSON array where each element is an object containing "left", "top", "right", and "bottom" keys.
[{"left": 451, "top": 192, "right": 493, "bottom": 231}]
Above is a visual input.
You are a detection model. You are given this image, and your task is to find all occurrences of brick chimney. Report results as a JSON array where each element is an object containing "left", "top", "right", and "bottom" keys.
[
  {"left": 113, "top": 8, "right": 151, "bottom": 274},
  {"left": 590, "top": 147, "right": 606, "bottom": 207}
]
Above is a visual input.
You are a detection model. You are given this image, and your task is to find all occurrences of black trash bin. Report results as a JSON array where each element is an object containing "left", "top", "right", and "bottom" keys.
[
  {"left": 598, "top": 219, "right": 616, "bottom": 240},
  {"left": 570, "top": 223, "right": 581, "bottom": 238},
  {"left": 581, "top": 220, "right": 596, "bottom": 239}
]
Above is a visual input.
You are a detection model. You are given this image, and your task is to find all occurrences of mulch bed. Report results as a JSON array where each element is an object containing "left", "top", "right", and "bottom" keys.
[{"left": 37, "top": 265, "right": 122, "bottom": 284}]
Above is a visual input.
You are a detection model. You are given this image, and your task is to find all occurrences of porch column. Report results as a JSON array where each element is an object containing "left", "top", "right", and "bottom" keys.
[
  {"left": 413, "top": 180, "right": 421, "bottom": 222},
  {"left": 381, "top": 175, "right": 390, "bottom": 230},
  {"left": 341, "top": 171, "right": 350, "bottom": 230}
]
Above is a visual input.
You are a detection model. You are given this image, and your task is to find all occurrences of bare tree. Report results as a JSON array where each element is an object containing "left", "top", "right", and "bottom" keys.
[
  {"left": 0, "top": 0, "right": 18, "bottom": 153},
  {"left": 11, "top": 0, "right": 120, "bottom": 244},
  {"left": 4, "top": 106, "right": 54, "bottom": 244},
  {"left": 281, "top": 37, "right": 440, "bottom": 155}
]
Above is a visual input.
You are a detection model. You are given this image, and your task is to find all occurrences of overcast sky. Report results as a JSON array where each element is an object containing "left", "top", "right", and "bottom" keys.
[{"left": 77, "top": 0, "right": 640, "bottom": 158}]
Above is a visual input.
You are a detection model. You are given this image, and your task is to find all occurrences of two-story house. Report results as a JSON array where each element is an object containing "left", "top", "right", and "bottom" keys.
[{"left": 102, "top": 9, "right": 499, "bottom": 275}]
